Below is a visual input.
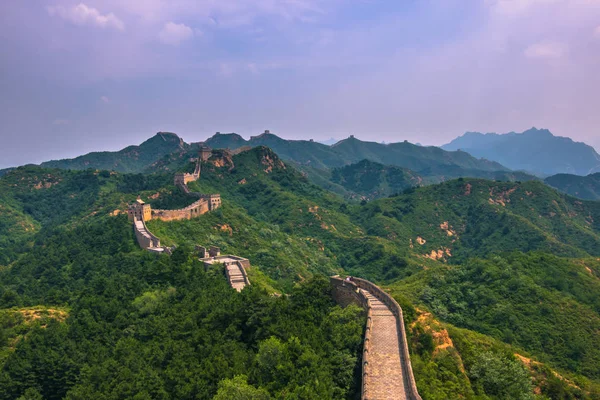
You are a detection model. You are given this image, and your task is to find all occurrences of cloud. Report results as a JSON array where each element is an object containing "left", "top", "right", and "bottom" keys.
[
  {"left": 524, "top": 42, "right": 566, "bottom": 58},
  {"left": 47, "top": 3, "right": 125, "bottom": 31},
  {"left": 100, "top": 0, "right": 328, "bottom": 24},
  {"left": 53, "top": 119, "right": 70, "bottom": 126},
  {"left": 158, "top": 22, "right": 195, "bottom": 45},
  {"left": 100, "top": 96, "right": 110, "bottom": 103},
  {"left": 595, "top": 25, "right": 600, "bottom": 37}
]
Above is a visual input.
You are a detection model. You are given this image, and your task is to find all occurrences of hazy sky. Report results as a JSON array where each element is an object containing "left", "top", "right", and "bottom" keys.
[{"left": 1, "top": 0, "right": 600, "bottom": 168}]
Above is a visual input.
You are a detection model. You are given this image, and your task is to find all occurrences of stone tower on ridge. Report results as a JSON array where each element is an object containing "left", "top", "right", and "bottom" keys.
[{"left": 199, "top": 146, "right": 212, "bottom": 162}]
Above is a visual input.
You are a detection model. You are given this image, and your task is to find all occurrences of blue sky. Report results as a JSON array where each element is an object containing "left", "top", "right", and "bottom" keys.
[{"left": 1, "top": 0, "right": 600, "bottom": 168}]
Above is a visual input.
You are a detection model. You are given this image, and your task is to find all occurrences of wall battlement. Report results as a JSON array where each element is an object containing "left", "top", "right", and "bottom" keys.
[{"left": 129, "top": 147, "right": 221, "bottom": 253}]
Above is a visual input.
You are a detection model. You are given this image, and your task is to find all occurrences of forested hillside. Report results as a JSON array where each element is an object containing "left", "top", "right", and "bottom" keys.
[
  {"left": 40, "top": 132, "right": 190, "bottom": 173},
  {"left": 38, "top": 131, "right": 536, "bottom": 190},
  {"left": 1, "top": 147, "right": 600, "bottom": 399},
  {"left": 545, "top": 173, "right": 600, "bottom": 200}
]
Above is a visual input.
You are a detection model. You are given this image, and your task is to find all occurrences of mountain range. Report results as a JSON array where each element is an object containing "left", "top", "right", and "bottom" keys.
[
  {"left": 1, "top": 145, "right": 600, "bottom": 399},
  {"left": 442, "top": 127, "right": 600, "bottom": 177},
  {"left": 205, "top": 131, "right": 508, "bottom": 172},
  {"left": 40, "top": 132, "right": 190, "bottom": 173},
  {"left": 12, "top": 129, "right": 600, "bottom": 203},
  {"left": 19, "top": 131, "right": 541, "bottom": 201}
]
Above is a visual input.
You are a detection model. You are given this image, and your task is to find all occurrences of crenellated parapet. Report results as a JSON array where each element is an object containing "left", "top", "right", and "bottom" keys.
[
  {"left": 152, "top": 198, "right": 210, "bottom": 221},
  {"left": 128, "top": 147, "right": 221, "bottom": 253}
]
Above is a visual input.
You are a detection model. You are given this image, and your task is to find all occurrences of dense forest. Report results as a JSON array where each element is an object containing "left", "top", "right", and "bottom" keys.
[
  {"left": 0, "top": 217, "right": 364, "bottom": 399},
  {"left": 1, "top": 146, "right": 600, "bottom": 399}
]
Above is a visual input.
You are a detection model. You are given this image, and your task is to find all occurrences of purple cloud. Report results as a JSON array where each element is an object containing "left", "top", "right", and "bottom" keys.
[{"left": 47, "top": 3, "right": 125, "bottom": 31}]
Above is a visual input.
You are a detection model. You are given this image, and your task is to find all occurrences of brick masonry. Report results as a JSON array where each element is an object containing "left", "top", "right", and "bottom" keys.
[
  {"left": 128, "top": 148, "right": 221, "bottom": 252},
  {"left": 331, "top": 277, "right": 422, "bottom": 400}
]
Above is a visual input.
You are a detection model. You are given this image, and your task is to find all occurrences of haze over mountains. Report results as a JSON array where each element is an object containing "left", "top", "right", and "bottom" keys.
[
  {"left": 443, "top": 127, "right": 600, "bottom": 177},
  {"left": 18, "top": 130, "right": 545, "bottom": 200},
  {"left": 13, "top": 128, "right": 600, "bottom": 201},
  {"left": 40, "top": 132, "right": 190, "bottom": 173}
]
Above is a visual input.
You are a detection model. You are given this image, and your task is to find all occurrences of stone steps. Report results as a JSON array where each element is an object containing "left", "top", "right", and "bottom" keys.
[{"left": 226, "top": 264, "right": 249, "bottom": 292}]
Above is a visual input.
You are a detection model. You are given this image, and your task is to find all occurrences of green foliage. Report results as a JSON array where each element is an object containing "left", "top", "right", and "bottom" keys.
[
  {"left": 546, "top": 173, "right": 600, "bottom": 201},
  {"left": 213, "top": 375, "right": 270, "bottom": 400},
  {"left": 395, "top": 253, "right": 600, "bottom": 380},
  {"left": 469, "top": 352, "right": 534, "bottom": 399},
  {"left": 0, "top": 208, "right": 363, "bottom": 399},
  {"left": 3, "top": 145, "right": 600, "bottom": 399},
  {"left": 330, "top": 159, "right": 421, "bottom": 200},
  {"left": 352, "top": 179, "right": 600, "bottom": 261}
]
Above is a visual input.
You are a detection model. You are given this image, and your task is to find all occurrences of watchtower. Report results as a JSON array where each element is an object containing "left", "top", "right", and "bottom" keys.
[
  {"left": 199, "top": 146, "right": 212, "bottom": 162},
  {"left": 128, "top": 198, "right": 152, "bottom": 222}
]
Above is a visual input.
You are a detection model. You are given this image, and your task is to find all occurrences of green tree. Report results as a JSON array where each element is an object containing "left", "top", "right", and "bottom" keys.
[
  {"left": 214, "top": 375, "right": 271, "bottom": 400},
  {"left": 470, "top": 352, "right": 534, "bottom": 400}
]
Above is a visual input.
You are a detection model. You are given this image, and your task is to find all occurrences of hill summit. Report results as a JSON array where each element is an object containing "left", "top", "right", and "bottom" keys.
[{"left": 40, "top": 132, "right": 189, "bottom": 173}]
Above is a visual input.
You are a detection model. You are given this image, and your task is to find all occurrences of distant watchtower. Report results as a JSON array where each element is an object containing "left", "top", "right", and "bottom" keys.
[
  {"left": 199, "top": 146, "right": 212, "bottom": 162},
  {"left": 128, "top": 198, "right": 152, "bottom": 222}
]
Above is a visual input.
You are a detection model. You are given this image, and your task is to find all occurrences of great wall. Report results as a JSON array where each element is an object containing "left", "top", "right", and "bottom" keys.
[
  {"left": 331, "top": 276, "right": 422, "bottom": 400},
  {"left": 126, "top": 145, "right": 419, "bottom": 398},
  {"left": 126, "top": 146, "right": 248, "bottom": 292}
]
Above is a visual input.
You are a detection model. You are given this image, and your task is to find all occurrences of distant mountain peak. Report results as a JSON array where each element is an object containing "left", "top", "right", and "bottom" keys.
[
  {"left": 204, "top": 132, "right": 248, "bottom": 150},
  {"left": 331, "top": 135, "right": 360, "bottom": 148},
  {"left": 250, "top": 130, "right": 284, "bottom": 141},
  {"left": 442, "top": 128, "right": 600, "bottom": 176},
  {"left": 522, "top": 127, "right": 552, "bottom": 136},
  {"left": 142, "top": 132, "right": 185, "bottom": 148},
  {"left": 156, "top": 131, "right": 180, "bottom": 139}
]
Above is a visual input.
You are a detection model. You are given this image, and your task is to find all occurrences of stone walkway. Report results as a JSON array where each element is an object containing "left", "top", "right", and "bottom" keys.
[
  {"left": 226, "top": 263, "right": 248, "bottom": 292},
  {"left": 362, "top": 290, "right": 408, "bottom": 400}
]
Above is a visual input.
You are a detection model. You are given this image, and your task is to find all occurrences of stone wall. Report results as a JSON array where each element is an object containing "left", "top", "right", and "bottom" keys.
[
  {"left": 129, "top": 146, "right": 221, "bottom": 253},
  {"left": 330, "top": 276, "right": 422, "bottom": 400},
  {"left": 352, "top": 278, "right": 422, "bottom": 400},
  {"left": 330, "top": 277, "right": 370, "bottom": 400},
  {"left": 223, "top": 260, "right": 251, "bottom": 289},
  {"left": 237, "top": 259, "right": 251, "bottom": 270},
  {"left": 151, "top": 198, "right": 210, "bottom": 221},
  {"left": 331, "top": 277, "right": 366, "bottom": 308},
  {"left": 174, "top": 173, "right": 198, "bottom": 187},
  {"left": 133, "top": 218, "right": 161, "bottom": 249}
]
